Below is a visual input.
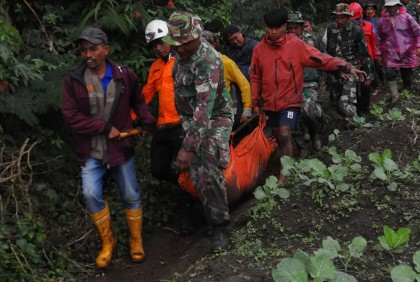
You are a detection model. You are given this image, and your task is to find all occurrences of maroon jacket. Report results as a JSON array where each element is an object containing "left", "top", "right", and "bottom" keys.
[{"left": 62, "top": 59, "right": 156, "bottom": 167}]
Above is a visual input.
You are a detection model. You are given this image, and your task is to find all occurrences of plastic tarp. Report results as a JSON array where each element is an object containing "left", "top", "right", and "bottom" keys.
[{"left": 178, "top": 116, "right": 277, "bottom": 204}]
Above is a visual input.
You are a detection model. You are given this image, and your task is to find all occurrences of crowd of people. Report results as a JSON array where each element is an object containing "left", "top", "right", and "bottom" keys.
[{"left": 61, "top": 0, "right": 420, "bottom": 269}]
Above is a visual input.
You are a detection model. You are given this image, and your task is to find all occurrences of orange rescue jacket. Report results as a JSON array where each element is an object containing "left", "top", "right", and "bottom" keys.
[{"left": 141, "top": 56, "right": 180, "bottom": 126}]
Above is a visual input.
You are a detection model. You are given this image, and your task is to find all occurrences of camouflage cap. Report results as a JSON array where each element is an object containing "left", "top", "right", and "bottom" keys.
[
  {"left": 331, "top": 3, "right": 354, "bottom": 17},
  {"left": 163, "top": 11, "right": 203, "bottom": 46},
  {"left": 287, "top": 11, "right": 305, "bottom": 24}
]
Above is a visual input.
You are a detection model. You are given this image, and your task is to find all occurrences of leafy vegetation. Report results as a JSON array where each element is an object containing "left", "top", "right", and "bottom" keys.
[
  {"left": 1, "top": 0, "right": 419, "bottom": 281},
  {"left": 368, "top": 149, "right": 408, "bottom": 191},
  {"left": 272, "top": 236, "right": 367, "bottom": 282},
  {"left": 0, "top": 0, "right": 236, "bottom": 280}
]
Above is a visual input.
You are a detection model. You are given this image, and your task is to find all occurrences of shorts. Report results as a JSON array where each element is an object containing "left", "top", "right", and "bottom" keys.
[{"left": 265, "top": 108, "right": 300, "bottom": 129}]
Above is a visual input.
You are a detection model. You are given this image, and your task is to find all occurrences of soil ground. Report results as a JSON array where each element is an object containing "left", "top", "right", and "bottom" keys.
[{"left": 89, "top": 87, "right": 420, "bottom": 282}]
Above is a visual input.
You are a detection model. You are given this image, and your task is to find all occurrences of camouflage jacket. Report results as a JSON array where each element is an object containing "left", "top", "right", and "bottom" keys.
[
  {"left": 301, "top": 31, "right": 320, "bottom": 84},
  {"left": 405, "top": 1, "right": 420, "bottom": 22},
  {"left": 325, "top": 22, "right": 374, "bottom": 80},
  {"left": 172, "top": 39, "right": 233, "bottom": 153}
]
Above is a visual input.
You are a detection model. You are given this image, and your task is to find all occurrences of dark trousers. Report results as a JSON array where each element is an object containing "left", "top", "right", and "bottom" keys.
[
  {"left": 373, "top": 60, "right": 385, "bottom": 88},
  {"left": 150, "top": 125, "right": 183, "bottom": 186},
  {"left": 385, "top": 67, "right": 414, "bottom": 91},
  {"left": 357, "top": 82, "right": 371, "bottom": 115}
]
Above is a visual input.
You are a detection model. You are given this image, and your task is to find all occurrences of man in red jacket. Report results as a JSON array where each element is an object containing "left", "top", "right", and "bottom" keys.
[
  {"left": 62, "top": 27, "right": 155, "bottom": 268},
  {"left": 251, "top": 8, "right": 366, "bottom": 185}
]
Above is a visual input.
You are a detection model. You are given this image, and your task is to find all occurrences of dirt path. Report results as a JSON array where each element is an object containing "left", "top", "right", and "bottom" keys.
[
  {"left": 89, "top": 226, "right": 209, "bottom": 281},
  {"left": 89, "top": 193, "right": 257, "bottom": 282}
]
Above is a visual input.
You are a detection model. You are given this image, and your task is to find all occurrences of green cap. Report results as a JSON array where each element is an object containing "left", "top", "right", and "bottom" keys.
[
  {"left": 331, "top": 3, "right": 354, "bottom": 16},
  {"left": 162, "top": 11, "right": 203, "bottom": 46},
  {"left": 287, "top": 11, "right": 305, "bottom": 24}
]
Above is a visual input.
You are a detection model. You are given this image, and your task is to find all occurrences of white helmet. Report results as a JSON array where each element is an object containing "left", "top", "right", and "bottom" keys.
[{"left": 145, "top": 20, "right": 168, "bottom": 44}]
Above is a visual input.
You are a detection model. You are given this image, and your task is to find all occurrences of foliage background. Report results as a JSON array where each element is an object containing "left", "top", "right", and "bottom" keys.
[{"left": 0, "top": 0, "right": 386, "bottom": 280}]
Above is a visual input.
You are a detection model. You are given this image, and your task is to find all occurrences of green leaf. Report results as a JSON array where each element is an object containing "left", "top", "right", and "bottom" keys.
[
  {"left": 388, "top": 182, "right": 398, "bottom": 191},
  {"left": 413, "top": 251, "right": 420, "bottom": 273},
  {"left": 321, "top": 236, "right": 341, "bottom": 259},
  {"left": 344, "top": 149, "right": 358, "bottom": 162},
  {"left": 309, "top": 253, "right": 336, "bottom": 280},
  {"left": 274, "top": 188, "right": 290, "bottom": 199},
  {"left": 328, "top": 165, "right": 347, "bottom": 182},
  {"left": 391, "top": 265, "right": 417, "bottom": 282},
  {"left": 266, "top": 175, "right": 279, "bottom": 189},
  {"left": 329, "top": 146, "right": 341, "bottom": 164},
  {"left": 15, "top": 238, "right": 28, "bottom": 249},
  {"left": 254, "top": 187, "right": 266, "bottom": 200},
  {"left": 332, "top": 271, "right": 357, "bottom": 282},
  {"left": 336, "top": 183, "right": 350, "bottom": 192},
  {"left": 349, "top": 163, "right": 361, "bottom": 172},
  {"left": 308, "top": 159, "right": 327, "bottom": 176},
  {"left": 272, "top": 258, "right": 308, "bottom": 282},
  {"left": 294, "top": 251, "right": 311, "bottom": 272},
  {"left": 369, "top": 152, "right": 382, "bottom": 166},
  {"left": 383, "top": 149, "right": 392, "bottom": 159},
  {"left": 348, "top": 236, "right": 367, "bottom": 258},
  {"left": 384, "top": 158, "right": 399, "bottom": 172},
  {"left": 281, "top": 156, "right": 296, "bottom": 176},
  {"left": 379, "top": 226, "right": 411, "bottom": 253},
  {"left": 372, "top": 167, "right": 387, "bottom": 181},
  {"left": 0, "top": 44, "right": 11, "bottom": 62}
]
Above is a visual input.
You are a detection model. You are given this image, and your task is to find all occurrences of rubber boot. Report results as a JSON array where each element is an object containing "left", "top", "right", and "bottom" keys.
[
  {"left": 179, "top": 192, "right": 194, "bottom": 237},
  {"left": 388, "top": 81, "right": 399, "bottom": 103},
  {"left": 126, "top": 208, "right": 145, "bottom": 262},
  {"left": 212, "top": 224, "right": 228, "bottom": 253},
  {"left": 90, "top": 202, "right": 117, "bottom": 268}
]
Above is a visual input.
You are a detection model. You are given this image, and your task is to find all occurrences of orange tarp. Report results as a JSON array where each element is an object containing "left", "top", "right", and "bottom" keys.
[{"left": 178, "top": 116, "right": 277, "bottom": 204}]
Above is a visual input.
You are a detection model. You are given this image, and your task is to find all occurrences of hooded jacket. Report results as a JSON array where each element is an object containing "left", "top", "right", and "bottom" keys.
[
  {"left": 251, "top": 34, "right": 351, "bottom": 112},
  {"left": 376, "top": 6, "right": 420, "bottom": 68},
  {"left": 62, "top": 59, "right": 156, "bottom": 167}
]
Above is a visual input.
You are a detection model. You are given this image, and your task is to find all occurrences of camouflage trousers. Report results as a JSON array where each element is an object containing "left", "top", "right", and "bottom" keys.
[
  {"left": 302, "top": 84, "right": 322, "bottom": 121},
  {"left": 330, "top": 76, "right": 358, "bottom": 120},
  {"left": 190, "top": 118, "right": 232, "bottom": 225}
]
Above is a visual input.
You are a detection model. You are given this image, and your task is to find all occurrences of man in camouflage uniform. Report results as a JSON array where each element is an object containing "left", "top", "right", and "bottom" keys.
[
  {"left": 163, "top": 11, "right": 233, "bottom": 252},
  {"left": 323, "top": 3, "right": 374, "bottom": 127},
  {"left": 402, "top": 0, "right": 420, "bottom": 22},
  {"left": 287, "top": 11, "right": 323, "bottom": 153}
]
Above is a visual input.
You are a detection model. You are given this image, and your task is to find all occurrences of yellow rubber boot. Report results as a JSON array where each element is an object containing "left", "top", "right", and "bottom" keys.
[
  {"left": 90, "top": 203, "right": 117, "bottom": 268},
  {"left": 126, "top": 208, "right": 145, "bottom": 262}
]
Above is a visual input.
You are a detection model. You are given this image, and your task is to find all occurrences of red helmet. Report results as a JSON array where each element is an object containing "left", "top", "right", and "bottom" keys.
[{"left": 349, "top": 2, "right": 363, "bottom": 19}]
